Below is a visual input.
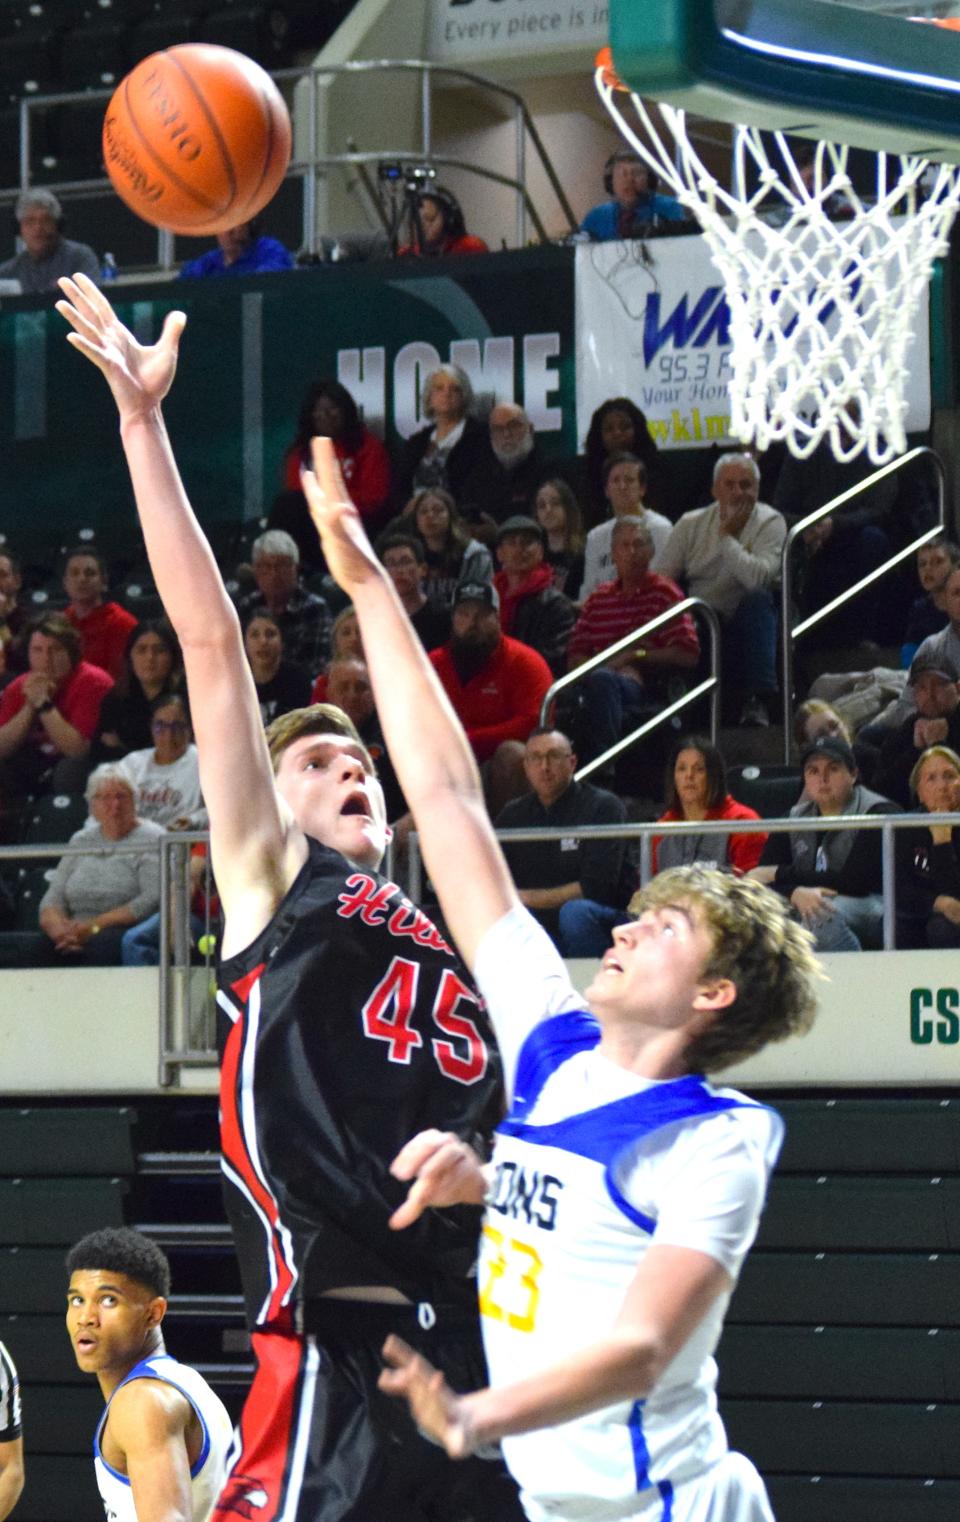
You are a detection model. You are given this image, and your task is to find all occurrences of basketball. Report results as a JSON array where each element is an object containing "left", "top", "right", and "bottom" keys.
[{"left": 102, "top": 43, "right": 292, "bottom": 236}]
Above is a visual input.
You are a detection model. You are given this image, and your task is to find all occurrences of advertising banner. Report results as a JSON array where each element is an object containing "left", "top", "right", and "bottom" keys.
[
  {"left": 426, "top": 0, "right": 609, "bottom": 63},
  {"left": 575, "top": 237, "right": 932, "bottom": 451}
]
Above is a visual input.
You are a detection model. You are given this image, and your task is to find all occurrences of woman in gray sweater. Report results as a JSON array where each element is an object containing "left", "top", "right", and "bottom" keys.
[{"left": 38, "top": 762, "right": 164, "bottom": 964}]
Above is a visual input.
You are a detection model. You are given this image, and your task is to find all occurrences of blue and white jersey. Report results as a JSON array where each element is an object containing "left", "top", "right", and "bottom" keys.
[
  {"left": 473, "top": 908, "right": 782, "bottom": 1518},
  {"left": 94, "top": 1354, "right": 233, "bottom": 1522}
]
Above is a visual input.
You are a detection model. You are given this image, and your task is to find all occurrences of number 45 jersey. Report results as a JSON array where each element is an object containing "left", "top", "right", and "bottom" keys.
[{"left": 216, "top": 839, "right": 504, "bottom": 1330}]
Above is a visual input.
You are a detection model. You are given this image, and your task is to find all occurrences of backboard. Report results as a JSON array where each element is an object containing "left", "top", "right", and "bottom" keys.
[{"left": 609, "top": 0, "right": 960, "bottom": 159}]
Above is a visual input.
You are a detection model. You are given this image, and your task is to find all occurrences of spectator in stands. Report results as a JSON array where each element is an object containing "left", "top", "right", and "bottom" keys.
[
  {"left": 236, "top": 529, "right": 331, "bottom": 676},
  {"left": 178, "top": 218, "right": 294, "bottom": 279},
  {"left": 94, "top": 620, "right": 183, "bottom": 762},
  {"left": 495, "top": 725, "right": 634, "bottom": 953},
  {"left": 904, "top": 567, "right": 960, "bottom": 704},
  {"left": 657, "top": 452, "right": 786, "bottom": 728},
  {"left": 583, "top": 397, "right": 661, "bottom": 523},
  {"left": 399, "top": 186, "right": 489, "bottom": 258},
  {"left": 243, "top": 611, "right": 312, "bottom": 725},
  {"left": 403, "top": 488, "right": 493, "bottom": 606},
  {"left": 567, "top": 518, "right": 699, "bottom": 767},
  {"left": 901, "top": 536, "right": 960, "bottom": 668},
  {"left": 493, "top": 516, "right": 575, "bottom": 676},
  {"left": 326, "top": 657, "right": 405, "bottom": 823},
  {"left": 118, "top": 692, "right": 204, "bottom": 830},
  {"left": 394, "top": 364, "right": 491, "bottom": 504},
  {"left": 36, "top": 764, "right": 163, "bottom": 965},
  {"left": 376, "top": 532, "right": 451, "bottom": 650},
  {"left": 534, "top": 477, "right": 585, "bottom": 599},
  {"left": 0, "top": 188, "right": 99, "bottom": 295},
  {"left": 308, "top": 606, "right": 365, "bottom": 704},
  {"left": 752, "top": 734, "right": 897, "bottom": 951},
  {"left": 774, "top": 403, "right": 896, "bottom": 646},
  {"left": 459, "top": 404, "right": 547, "bottom": 524},
  {"left": 873, "top": 652, "right": 960, "bottom": 807},
  {"left": 62, "top": 546, "right": 137, "bottom": 681},
  {"left": 0, "top": 551, "right": 27, "bottom": 671},
  {"left": 430, "top": 580, "right": 552, "bottom": 812},
  {"left": 581, "top": 453, "right": 672, "bottom": 598},
  {"left": 0, "top": 613, "right": 112, "bottom": 797},
  {"left": 895, "top": 744, "right": 960, "bottom": 949},
  {"left": 580, "top": 148, "right": 687, "bottom": 241},
  {"left": 652, "top": 736, "right": 766, "bottom": 874},
  {"left": 792, "top": 697, "right": 879, "bottom": 783},
  {"left": 281, "top": 378, "right": 391, "bottom": 531}
]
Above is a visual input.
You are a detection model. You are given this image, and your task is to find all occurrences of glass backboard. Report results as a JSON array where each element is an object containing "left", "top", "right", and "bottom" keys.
[{"left": 609, "top": 0, "right": 960, "bottom": 158}]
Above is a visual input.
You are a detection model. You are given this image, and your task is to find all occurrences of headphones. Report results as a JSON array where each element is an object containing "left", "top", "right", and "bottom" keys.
[
  {"left": 603, "top": 150, "right": 658, "bottom": 197},
  {"left": 418, "top": 184, "right": 466, "bottom": 241}
]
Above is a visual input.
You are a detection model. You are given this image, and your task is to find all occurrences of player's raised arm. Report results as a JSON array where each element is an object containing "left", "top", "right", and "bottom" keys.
[
  {"left": 106, "top": 1380, "right": 194, "bottom": 1522},
  {"left": 55, "top": 275, "right": 298, "bottom": 948},
  {"left": 303, "top": 439, "right": 517, "bottom": 969}
]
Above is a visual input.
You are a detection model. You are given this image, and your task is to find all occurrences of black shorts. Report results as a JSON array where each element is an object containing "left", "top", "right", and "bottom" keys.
[{"left": 212, "top": 1300, "right": 527, "bottom": 1522}]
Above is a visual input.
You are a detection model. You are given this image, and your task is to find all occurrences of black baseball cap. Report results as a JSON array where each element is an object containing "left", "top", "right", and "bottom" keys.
[
  {"left": 495, "top": 515, "right": 547, "bottom": 548},
  {"left": 909, "top": 650, "right": 959, "bottom": 684},
  {"left": 800, "top": 735, "right": 857, "bottom": 772},
  {"left": 453, "top": 580, "right": 499, "bottom": 611}
]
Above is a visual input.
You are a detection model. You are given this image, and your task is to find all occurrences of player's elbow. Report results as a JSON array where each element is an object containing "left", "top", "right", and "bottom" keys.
[{"left": 610, "top": 1324, "right": 672, "bottom": 1395}]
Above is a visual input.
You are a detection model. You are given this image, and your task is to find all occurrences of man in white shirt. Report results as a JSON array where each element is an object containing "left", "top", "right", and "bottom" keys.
[
  {"left": 658, "top": 454, "right": 786, "bottom": 728},
  {"left": 301, "top": 441, "right": 821, "bottom": 1522}
]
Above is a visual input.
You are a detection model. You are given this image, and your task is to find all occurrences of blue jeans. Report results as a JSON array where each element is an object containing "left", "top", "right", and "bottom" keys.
[
  {"left": 577, "top": 669, "right": 653, "bottom": 765},
  {"left": 121, "top": 912, "right": 204, "bottom": 966},
  {"left": 807, "top": 892, "right": 884, "bottom": 952},
  {"left": 724, "top": 588, "right": 778, "bottom": 695},
  {"left": 557, "top": 899, "right": 629, "bottom": 958}
]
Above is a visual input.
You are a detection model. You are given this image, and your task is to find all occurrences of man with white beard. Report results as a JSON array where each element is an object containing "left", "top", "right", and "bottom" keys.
[{"left": 462, "top": 404, "right": 550, "bottom": 525}]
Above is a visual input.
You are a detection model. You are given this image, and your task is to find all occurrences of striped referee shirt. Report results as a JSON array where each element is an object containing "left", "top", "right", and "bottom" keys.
[
  {"left": 0, "top": 1343, "right": 21, "bottom": 1441},
  {"left": 567, "top": 573, "right": 699, "bottom": 666}
]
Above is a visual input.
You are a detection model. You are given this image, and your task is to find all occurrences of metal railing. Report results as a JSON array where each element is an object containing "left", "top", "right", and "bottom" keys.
[
  {"left": 539, "top": 597, "right": 722, "bottom": 783},
  {"left": 0, "top": 806, "right": 950, "bottom": 1084},
  {"left": 11, "top": 58, "right": 578, "bottom": 272},
  {"left": 780, "top": 446, "right": 946, "bottom": 759}
]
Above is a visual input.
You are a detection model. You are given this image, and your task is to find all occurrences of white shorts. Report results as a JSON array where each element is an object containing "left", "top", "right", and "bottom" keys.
[{"left": 521, "top": 1452, "right": 775, "bottom": 1522}]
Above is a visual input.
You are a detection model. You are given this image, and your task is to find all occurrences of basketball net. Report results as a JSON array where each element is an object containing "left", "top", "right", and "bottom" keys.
[{"left": 595, "top": 49, "right": 960, "bottom": 464}]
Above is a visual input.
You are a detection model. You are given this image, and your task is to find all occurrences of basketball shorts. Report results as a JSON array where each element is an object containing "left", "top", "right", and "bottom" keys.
[
  {"left": 211, "top": 1299, "right": 526, "bottom": 1522},
  {"left": 521, "top": 1451, "right": 775, "bottom": 1522}
]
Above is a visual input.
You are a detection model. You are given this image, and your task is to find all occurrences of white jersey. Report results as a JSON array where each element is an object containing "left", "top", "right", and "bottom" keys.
[
  {"left": 94, "top": 1354, "right": 233, "bottom": 1522},
  {"left": 473, "top": 908, "right": 782, "bottom": 1521}
]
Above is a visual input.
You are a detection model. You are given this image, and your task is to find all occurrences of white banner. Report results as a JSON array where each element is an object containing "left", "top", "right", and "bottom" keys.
[
  {"left": 427, "top": 0, "right": 609, "bottom": 62},
  {"left": 569, "top": 950, "right": 960, "bottom": 1087},
  {"left": 575, "top": 237, "right": 932, "bottom": 451}
]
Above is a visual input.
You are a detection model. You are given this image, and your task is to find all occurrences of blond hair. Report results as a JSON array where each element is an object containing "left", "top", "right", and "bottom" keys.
[
  {"left": 910, "top": 743, "right": 960, "bottom": 799},
  {"left": 264, "top": 703, "right": 367, "bottom": 773},
  {"left": 629, "top": 865, "right": 822, "bottom": 1074}
]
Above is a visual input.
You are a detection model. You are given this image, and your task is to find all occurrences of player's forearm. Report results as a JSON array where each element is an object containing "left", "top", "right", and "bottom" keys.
[
  {"left": 0, "top": 1452, "right": 24, "bottom": 1521},
  {"left": 119, "top": 410, "right": 239, "bottom": 648},
  {"left": 461, "top": 1329, "right": 663, "bottom": 1447},
  {"left": 351, "top": 571, "right": 480, "bottom": 803}
]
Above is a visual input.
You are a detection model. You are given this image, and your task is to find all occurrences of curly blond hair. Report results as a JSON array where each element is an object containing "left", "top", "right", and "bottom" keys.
[{"left": 629, "top": 865, "right": 822, "bottom": 1074}]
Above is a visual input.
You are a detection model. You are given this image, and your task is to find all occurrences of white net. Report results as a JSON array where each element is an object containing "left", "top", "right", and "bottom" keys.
[{"left": 597, "top": 66, "right": 960, "bottom": 463}]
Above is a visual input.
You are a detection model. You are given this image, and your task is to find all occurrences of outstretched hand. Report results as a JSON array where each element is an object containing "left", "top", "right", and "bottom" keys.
[
  {"left": 302, "top": 437, "right": 381, "bottom": 596},
  {"left": 55, "top": 273, "right": 186, "bottom": 420},
  {"left": 388, "top": 1129, "right": 489, "bottom": 1230},
  {"left": 378, "top": 1336, "right": 478, "bottom": 1458}
]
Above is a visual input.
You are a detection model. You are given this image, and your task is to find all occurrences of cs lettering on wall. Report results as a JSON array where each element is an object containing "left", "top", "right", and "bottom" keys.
[
  {"left": 910, "top": 987, "right": 960, "bottom": 1046},
  {"left": 337, "top": 333, "right": 562, "bottom": 439}
]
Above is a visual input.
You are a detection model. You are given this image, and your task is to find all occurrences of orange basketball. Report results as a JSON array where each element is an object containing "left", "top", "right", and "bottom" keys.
[{"left": 102, "top": 43, "right": 292, "bottom": 235}]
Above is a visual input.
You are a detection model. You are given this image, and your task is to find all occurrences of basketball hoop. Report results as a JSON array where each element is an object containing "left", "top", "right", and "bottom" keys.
[{"left": 595, "top": 47, "right": 960, "bottom": 464}]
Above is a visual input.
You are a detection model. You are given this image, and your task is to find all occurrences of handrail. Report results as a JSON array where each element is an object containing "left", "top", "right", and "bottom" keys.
[
  {"left": 11, "top": 58, "right": 578, "bottom": 272},
  {"left": 780, "top": 445, "right": 945, "bottom": 760},
  {"left": 539, "top": 597, "right": 721, "bottom": 783}
]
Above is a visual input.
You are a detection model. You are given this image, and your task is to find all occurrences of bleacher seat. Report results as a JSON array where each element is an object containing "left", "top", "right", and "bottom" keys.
[
  {"left": 21, "top": 791, "right": 88, "bottom": 845},
  {"left": 728, "top": 763, "right": 801, "bottom": 818},
  {"left": 12, "top": 863, "right": 56, "bottom": 930},
  {"left": 0, "top": 1104, "right": 136, "bottom": 1175}
]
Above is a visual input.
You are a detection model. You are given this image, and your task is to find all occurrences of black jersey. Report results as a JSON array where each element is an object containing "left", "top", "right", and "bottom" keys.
[{"left": 217, "top": 839, "right": 504, "bottom": 1331}]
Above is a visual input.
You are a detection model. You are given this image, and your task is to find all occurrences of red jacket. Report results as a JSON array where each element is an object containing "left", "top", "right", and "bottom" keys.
[
  {"left": 651, "top": 795, "right": 767, "bottom": 875},
  {"left": 283, "top": 428, "right": 391, "bottom": 519},
  {"left": 66, "top": 601, "right": 137, "bottom": 681},
  {"left": 430, "top": 635, "right": 552, "bottom": 761}
]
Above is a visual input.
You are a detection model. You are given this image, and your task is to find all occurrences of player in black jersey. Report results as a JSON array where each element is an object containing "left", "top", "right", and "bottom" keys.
[{"left": 55, "top": 275, "right": 525, "bottom": 1522}]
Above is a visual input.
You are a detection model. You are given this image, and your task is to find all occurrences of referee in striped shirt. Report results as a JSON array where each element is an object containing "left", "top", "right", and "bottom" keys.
[{"left": 0, "top": 1343, "right": 23, "bottom": 1519}]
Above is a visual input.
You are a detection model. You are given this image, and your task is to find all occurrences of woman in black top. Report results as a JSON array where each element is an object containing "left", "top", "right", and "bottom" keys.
[
  {"left": 243, "top": 611, "right": 312, "bottom": 726},
  {"left": 394, "top": 364, "right": 491, "bottom": 506},
  {"left": 895, "top": 744, "right": 960, "bottom": 949},
  {"left": 533, "top": 477, "right": 585, "bottom": 601},
  {"left": 94, "top": 619, "right": 182, "bottom": 761}
]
